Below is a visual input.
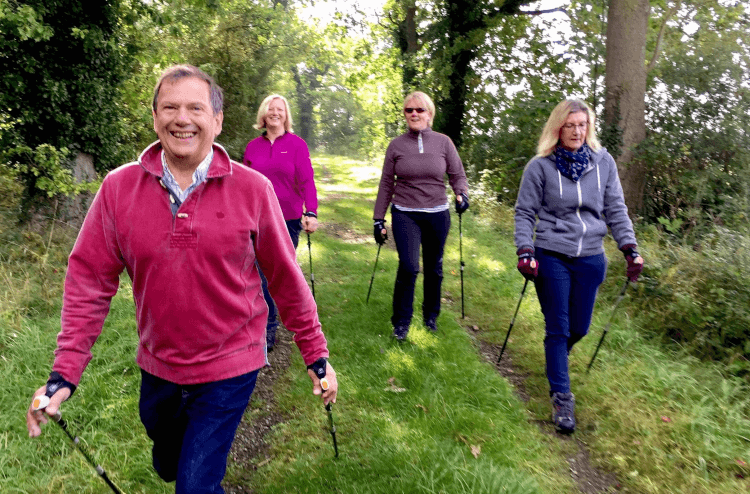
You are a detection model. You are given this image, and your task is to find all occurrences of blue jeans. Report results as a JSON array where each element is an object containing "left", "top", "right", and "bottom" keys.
[
  {"left": 390, "top": 207, "right": 451, "bottom": 327},
  {"left": 535, "top": 249, "right": 607, "bottom": 394},
  {"left": 259, "top": 218, "right": 303, "bottom": 347},
  {"left": 139, "top": 369, "right": 259, "bottom": 494}
]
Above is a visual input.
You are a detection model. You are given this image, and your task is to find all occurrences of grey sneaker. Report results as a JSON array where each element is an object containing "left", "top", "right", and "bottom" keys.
[
  {"left": 551, "top": 392, "right": 576, "bottom": 433},
  {"left": 393, "top": 325, "right": 409, "bottom": 341}
]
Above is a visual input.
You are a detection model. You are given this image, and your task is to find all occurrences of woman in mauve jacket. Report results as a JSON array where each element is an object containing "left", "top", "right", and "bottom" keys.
[{"left": 373, "top": 91, "right": 469, "bottom": 341}]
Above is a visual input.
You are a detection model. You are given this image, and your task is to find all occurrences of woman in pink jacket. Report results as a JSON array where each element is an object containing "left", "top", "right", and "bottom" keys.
[{"left": 243, "top": 94, "right": 318, "bottom": 351}]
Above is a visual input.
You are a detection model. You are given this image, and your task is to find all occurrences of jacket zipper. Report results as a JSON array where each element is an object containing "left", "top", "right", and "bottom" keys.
[{"left": 575, "top": 181, "right": 586, "bottom": 256}]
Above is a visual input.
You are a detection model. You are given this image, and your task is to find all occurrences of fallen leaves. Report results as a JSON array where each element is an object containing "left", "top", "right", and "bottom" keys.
[
  {"left": 471, "top": 445, "right": 481, "bottom": 458},
  {"left": 385, "top": 376, "right": 406, "bottom": 393}
]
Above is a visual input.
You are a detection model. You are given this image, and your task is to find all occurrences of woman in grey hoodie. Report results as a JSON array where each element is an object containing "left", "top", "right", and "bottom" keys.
[{"left": 514, "top": 99, "right": 644, "bottom": 433}]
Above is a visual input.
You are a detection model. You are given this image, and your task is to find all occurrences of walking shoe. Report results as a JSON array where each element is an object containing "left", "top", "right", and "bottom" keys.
[
  {"left": 424, "top": 318, "right": 438, "bottom": 332},
  {"left": 551, "top": 392, "right": 576, "bottom": 433},
  {"left": 393, "top": 325, "right": 409, "bottom": 341}
]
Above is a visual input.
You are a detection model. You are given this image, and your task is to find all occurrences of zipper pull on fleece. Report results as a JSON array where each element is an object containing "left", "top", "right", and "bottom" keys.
[{"left": 418, "top": 133, "right": 424, "bottom": 154}]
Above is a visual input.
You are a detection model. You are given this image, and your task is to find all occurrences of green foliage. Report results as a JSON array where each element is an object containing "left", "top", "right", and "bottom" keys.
[
  {"left": 4, "top": 144, "right": 93, "bottom": 198},
  {"left": 635, "top": 227, "right": 750, "bottom": 378},
  {"left": 637, "top": 0, "right": 750, "bottom": 235},
  {"left": 0, "top": 0, "right": 144, "bottom": 172}
]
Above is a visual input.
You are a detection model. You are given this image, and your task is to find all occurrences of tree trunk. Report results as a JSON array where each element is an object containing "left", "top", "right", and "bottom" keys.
[
  {"left": 604, "top": 0, "right": 649, "bottom": 212},
  {"left": 292, "top": 66, "right": 316, "bottom": 148}
]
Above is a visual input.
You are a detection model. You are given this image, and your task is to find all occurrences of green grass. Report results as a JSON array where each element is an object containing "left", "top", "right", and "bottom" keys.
[{"left": 1, "top": 152, "right": 749, "bottom": 493}]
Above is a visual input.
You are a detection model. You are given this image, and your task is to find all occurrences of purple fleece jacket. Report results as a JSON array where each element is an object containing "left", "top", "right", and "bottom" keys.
[
  {"left": 374, "top": 127, "right": 469, "bottom": 219},
  {"left": 243, "top": 132, "right": 318, "bottom": 220},
  {"left": 53, "top": 142, "right": 328, "bottom": 386}
]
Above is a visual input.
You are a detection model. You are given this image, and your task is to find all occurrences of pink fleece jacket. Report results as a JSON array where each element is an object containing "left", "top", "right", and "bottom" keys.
[
  {"left": 53, "top": 142, "right": 327, "bottom": 386},
  {"left": 243, "top": 132, "right": 317, "bottom": 220}
]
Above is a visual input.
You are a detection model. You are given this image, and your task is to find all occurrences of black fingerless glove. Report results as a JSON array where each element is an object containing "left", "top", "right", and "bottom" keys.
[
  {"left": 46, "top": 371, "right": 77, "bottom": 398},
  {"left": 373, "top": 219, "right": 388, "bottom": 245},
  {"left": 455, "top": 192, "right": 469, "bottom": 214},
  {"left": 306, "top": 357, "right": 328, "bottom": 380}
]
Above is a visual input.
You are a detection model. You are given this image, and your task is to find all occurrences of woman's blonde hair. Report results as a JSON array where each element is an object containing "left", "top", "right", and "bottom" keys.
[
  {"left": 403, "top": 91, "right": 436, "bottom": 127},
  {"left": 254, "top": 94, "right": 293, "bottom": 132},
  {"left": 536, "top": 99, "right": 601, "bottom": 157}
]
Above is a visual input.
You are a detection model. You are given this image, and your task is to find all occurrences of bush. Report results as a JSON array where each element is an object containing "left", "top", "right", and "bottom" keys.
[
  {"left": 634, "top": 227, "right": 750, "bottom": 378},
  {"left": 0, "top": 167, "right": 22, "bottom": 238}
]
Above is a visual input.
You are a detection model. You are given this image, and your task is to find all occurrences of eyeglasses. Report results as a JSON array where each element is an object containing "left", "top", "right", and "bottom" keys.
[
  {"left": 562, "top": 122, "right": 588, "bottom": 131},
  {"left": 404, "top": 107, "right": 426, "bottom": 114}
]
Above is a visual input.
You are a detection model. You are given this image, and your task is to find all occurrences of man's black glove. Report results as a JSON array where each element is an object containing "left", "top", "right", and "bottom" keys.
[
  {"left": 455, "top": 192, "right": 469, "bottom": 215},
  {"left": 307, "top": 357, "right": 328, "bottom": 380},
  {"left": 373, "top": 219, "right": 388, "bottom": 245},
  {"left": 46, "top": 371, "right": 77, "bottom": 398}
]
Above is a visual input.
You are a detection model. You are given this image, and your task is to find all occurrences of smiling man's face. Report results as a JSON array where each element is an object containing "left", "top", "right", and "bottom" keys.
[{"left": 153, "top": 76, "right": 223, "bottom": 169}]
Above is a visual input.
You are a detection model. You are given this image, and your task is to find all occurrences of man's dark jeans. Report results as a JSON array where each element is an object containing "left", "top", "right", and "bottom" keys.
[{"left": 139, "top": 369, "right": 259, "bottom": 494}]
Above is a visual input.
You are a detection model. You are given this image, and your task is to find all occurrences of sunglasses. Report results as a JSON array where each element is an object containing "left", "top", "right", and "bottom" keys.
[{"left": 404, "top": 107, "right": 427, "bottom": 114}]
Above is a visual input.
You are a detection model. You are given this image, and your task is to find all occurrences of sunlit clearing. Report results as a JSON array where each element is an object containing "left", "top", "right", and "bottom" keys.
[
  {"left": 349, "top": 165, "right": 381, "bottom": 183},
  {"left": 385, "top": 347, "right": 417, "bottom": 374},
  {"left": 408, "top": 327, "right": 439, "bottom": 350},
  {"left": 319, "top": 183, "right": 377, "bottom": 194},
  {"left": 475, "top": 256, "right": 508, "bottom": 275}
]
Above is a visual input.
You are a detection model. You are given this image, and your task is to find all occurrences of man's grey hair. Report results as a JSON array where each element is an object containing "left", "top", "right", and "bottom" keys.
[{"left": 152, "top": 64, "right": 223, "bottom": 115}]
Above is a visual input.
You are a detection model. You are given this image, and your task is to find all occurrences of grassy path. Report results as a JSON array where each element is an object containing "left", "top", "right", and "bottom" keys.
[{"left": 2, "top": 154, "right": 749, "bottom": 493}]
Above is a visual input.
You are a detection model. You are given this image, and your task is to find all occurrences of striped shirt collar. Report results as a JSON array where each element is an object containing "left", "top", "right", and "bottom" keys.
[{"left": 161, "top": 148, "right": 213, "bottom": 203}]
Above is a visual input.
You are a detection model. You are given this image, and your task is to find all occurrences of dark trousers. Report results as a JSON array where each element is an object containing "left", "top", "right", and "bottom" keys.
[
  {"left": 139, "top": 369, "right": 260, "bottom": 494},
  {"left": 534, "top": 248, "right": 607, "bottom": 394},
  {"left": 390, "top": 207, "right": 451, "bottom": 327},
  {"left": 259, "top": 218, "right": 303, "bottom": 346}
]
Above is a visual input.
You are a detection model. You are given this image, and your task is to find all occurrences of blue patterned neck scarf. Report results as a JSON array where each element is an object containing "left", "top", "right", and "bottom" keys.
[{"left": 554, "top": 142, "right": 591, "bottom": 182}]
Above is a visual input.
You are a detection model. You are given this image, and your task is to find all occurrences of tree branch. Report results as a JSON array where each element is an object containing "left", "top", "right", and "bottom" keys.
[
  {"left": 647, "top": 2, "right": 680, "bottom": 73},
  {"left": 517, "top": 7, "right": 569, "bottom": 17}
]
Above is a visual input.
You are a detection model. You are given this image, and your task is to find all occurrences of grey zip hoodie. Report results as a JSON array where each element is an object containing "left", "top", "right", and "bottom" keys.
[{"left": 514, "top": 147, "right": 637, "bottom": 257}]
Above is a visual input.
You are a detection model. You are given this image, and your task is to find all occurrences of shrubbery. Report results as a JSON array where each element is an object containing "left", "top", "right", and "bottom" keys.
[{"left": 631, "top": 226, "right": 750, "bottom": 379}]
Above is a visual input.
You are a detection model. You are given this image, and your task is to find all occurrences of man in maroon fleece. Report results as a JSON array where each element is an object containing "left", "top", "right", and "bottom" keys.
[{"left": 26, "top": 65, "right": 338, "bottom": 494}]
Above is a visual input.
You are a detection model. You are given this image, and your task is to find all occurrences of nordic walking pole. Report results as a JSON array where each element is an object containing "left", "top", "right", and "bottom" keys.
[
  {"left": 497, "top": 279, "right": 529, "bottom": 364},
  {"left": 587, "top": 279, "right": 630, "bottom": 373},
  {"left": 459, "top": 213, "right": 465, "bottom": 318},
  {"left": 366, "top": 244, "right": 382, "bottom": 304},
  {"left": 307, "top": 232, "right": 315, "bottom": 300},
  {"left": 32, "top": 398, "right": 124, "bottom": 494},
  {"left": 325, "top": 403, "right": 339, "bottom": 458},
  {"left": 320, "top": 378, "right": 339, "bottom": 457}
]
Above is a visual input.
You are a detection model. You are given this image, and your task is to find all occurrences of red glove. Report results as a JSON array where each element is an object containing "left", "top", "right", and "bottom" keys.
[
  {"left": 621, "top": 244, "right": 643, "bottom": 282},
  {"left": 516, "top": 248, "right": 538, "bottom": 281}
]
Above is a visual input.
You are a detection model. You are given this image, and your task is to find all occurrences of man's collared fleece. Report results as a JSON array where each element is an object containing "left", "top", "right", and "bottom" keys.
[
  {"left": 54, "top": 142, "right": 328, "bottom": 386},
  {"left": 514, "top": 147, "right": 637, "bottom": 257},
  {"left": 243, "top": 132, "right": 317, "bottom": 220}
]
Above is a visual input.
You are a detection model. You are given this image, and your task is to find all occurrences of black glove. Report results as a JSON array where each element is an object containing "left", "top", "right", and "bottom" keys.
[
  {"left": 455, "top": 192, "right": 470, "bottom": 215},
  {"left": 373, "top": 219, "right": 388, "bottom": 245},
  {"left": 516, "top": 247, "right": 538, "bottom": 281},
  {"left": 307, "top": 357, "right": 328, "bottom": 380},
  {"left": 46, "top": 371, "right": 77, "bottom": 398},
  {"left": 621, "top": 244, "right": 643, "bottom": 282}
]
